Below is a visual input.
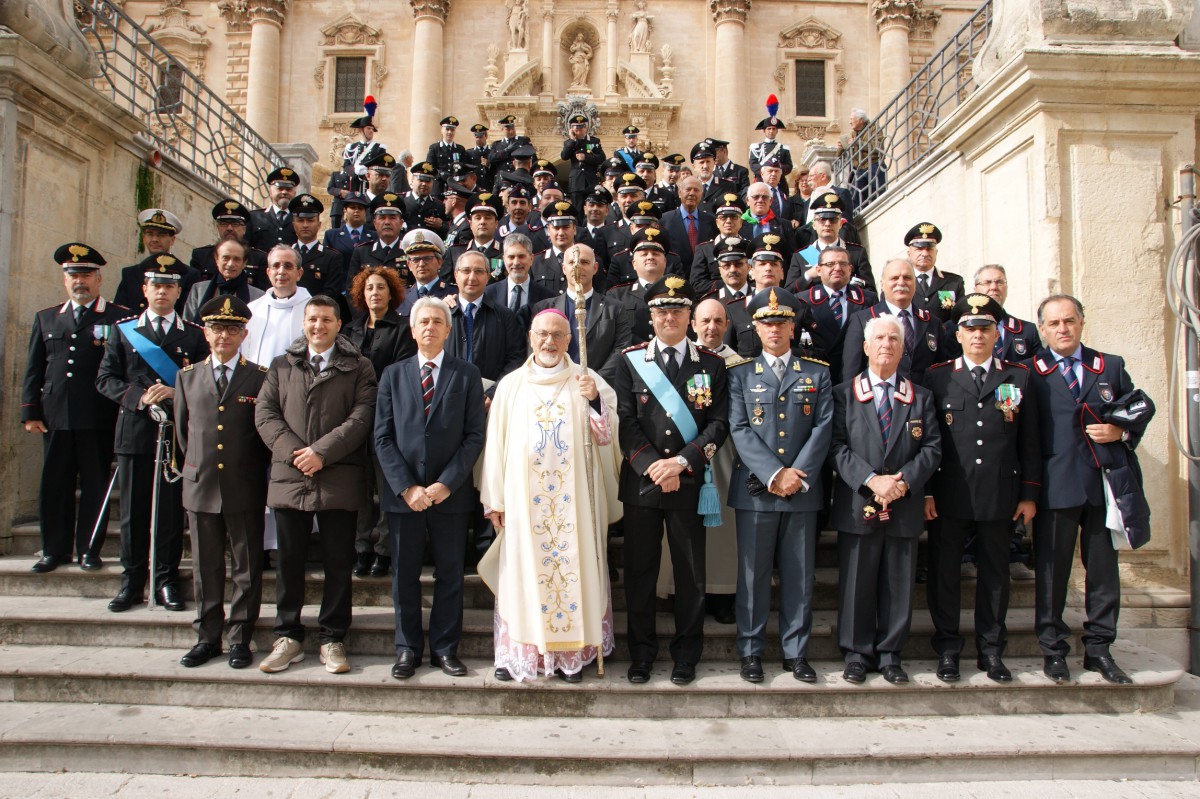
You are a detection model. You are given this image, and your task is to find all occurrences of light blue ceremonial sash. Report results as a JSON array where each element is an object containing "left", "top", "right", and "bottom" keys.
[
  {"left": 117, "top": 320, "right": 179, "bottom": 387},
  {"left": 626, "top": 349, "right": 697, "bottom": 442},
  {"left": 617, "top": 150, "right": 636, "bottom": 172}
]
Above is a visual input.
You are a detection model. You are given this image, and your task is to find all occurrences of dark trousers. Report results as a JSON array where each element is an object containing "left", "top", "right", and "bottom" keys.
[
  {"left": 389, "top": 510, "right": 469, "bottom": 658},
  {"left": 40, "top": 429, "right": 113, "bottom": 560},
  {"left": 273, "top": 507, "right": 356, "bottom": 645},
  {"left": 116, "top": 453, "right": 183, "bottom": 594},
  {"left": 188, "top": 510, "right": 264, "bottom": 646},
  {"left": 735, "top": 509, "right": 818, "bottom": 659},
  {"left": 927, "top": 516, "right": 1010, "bottom": 658},
  {"left": 837, "top": 529, "right": 917, "bottom": 669},
  {"left": 354, "top": 454, "right": 390, "bottom": 558},
  {"left": 1034, "top": 504, "right": 1120, "bottom": 658},
  {"left": 624, "top": 504, "right": 706, "bottom": 665}
]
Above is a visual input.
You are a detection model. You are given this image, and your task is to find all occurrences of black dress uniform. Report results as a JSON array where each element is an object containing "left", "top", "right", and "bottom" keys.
[
  {"left": 925, "top": 299, "right": 1041, "bottom": 675},
  {"left": 802, "top": 283, "right": 876, "bottom": 385},
  {"left": 561, "top": 117, "right": 606, "bottom": 213},
  {"left": 426, "top": 123, "right": 469, "bottom": 194},
  {"left": 842, "top": 302, "right": 946, "bottom": 387},
  {"left": 615, "top": 278, "right": 729, "bottom": 682},
  {"left": 96, "top": 289, "right": 209, "bottom": 609},
  {"left": 115, "top": 253, "right": 203, "bottom": 314},
  {"left": 346, "top": 238, "right": 411, "bottom": 294},
  {"left": 912, "top": 266, "right": 966, "bottom": 324},
  {"left": 403, "top": 189, "right": 451, "bottom": 236},
  {"left": 249, "top": 205, "right": 298, "bottom": 252},
  {"left": 22, "top": 245, "right": 127, "bottom": 571}
]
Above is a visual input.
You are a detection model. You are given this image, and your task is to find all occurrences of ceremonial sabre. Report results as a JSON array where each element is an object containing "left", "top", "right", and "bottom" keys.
[
  {"left": 147, "top": 402, "right": 183, "bottom": 610},
  {"left": 569, "top": 246, "right": 604, "bottom": 677}
]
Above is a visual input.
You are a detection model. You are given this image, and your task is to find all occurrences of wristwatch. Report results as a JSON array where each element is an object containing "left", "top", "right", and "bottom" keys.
[{"left": 674, "top": 455, "right": 688, "bottom": 468}]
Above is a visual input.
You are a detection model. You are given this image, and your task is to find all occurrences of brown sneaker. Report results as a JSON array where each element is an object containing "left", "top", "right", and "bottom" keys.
[
  {"left": 320, "top": 641, "right": 350, "bottom": 674},
  {"left": 259, "top": 637, "right": 304, "bottom": 673}
]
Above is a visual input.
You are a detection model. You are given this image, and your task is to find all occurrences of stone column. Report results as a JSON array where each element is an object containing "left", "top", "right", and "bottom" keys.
[
  {"left": 244, "top": 0, "right": 288, "bottom": 143},
  {"left": 606, "top": 1, "right": 618, "bottom": 96},
  {"left": 710, "top": 0, "right": 751, "bottom": 165},
  {"left": 873, "top": 0, "right": 916, "bottom": 104},
  {"left": 409, "top": 1, "right": 450, "bottom": 152},
  {"left": 541, "top": 1, "right": 555, "bottom": 94}
]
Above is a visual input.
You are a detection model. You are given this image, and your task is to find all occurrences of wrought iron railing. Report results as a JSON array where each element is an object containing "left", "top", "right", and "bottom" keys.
[
  {"left": 72, "top": 0, "right": 285, "bottom": 208},
  {"left": 833, "top": 0, "right": 993, "bottom": 217}
]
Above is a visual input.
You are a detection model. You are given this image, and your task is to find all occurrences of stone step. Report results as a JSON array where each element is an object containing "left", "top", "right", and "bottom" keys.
[
  {"left": 0, "top": 594, "right": 1102, "bottom": 661},
  {"left": 0, "top": 641, "right": 1178, "bottom": 719},
  {"left": 0, "top": 677, "right": 1198, "bottom": 784},
  {"left": 0, "top": 555, "right": 1045, "bottom": 612}
]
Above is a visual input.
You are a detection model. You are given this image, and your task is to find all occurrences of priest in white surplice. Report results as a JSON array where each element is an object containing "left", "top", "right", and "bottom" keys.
[
  {"left": 479, "top": 309, "right": 623, "bottom": 683},
  {"left": 240, "top": 245, "right": 311, "bottom": 553}
]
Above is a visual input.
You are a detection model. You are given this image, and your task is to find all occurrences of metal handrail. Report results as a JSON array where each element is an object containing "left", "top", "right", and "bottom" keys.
[
  {"left": 833, "top": 0, "right": 993, "bottom": 217},
  {"left": 73, "top": 0, "right": 285, "bottom": 208}
]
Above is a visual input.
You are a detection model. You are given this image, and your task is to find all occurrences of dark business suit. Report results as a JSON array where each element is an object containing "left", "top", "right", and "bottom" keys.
[
  {"left": 95, "top": 312, "right": 209, "bottom": 596},
  {"left": 374, "top": 354, "right": 486, "bottom": 659},
  {"left": 716, "top": 161, "right": 751, "bottom": 195},
  {"left": 615, "top": 339, "right": 729, "bottom": 666},
  {"left": 842, "top": 303, "right": 946, "bottom": 387},
  {"left": 1027, "top": 346, "right": 1141, "bottom": 659},
  {"left": 530, "top": 291, "right": 633, "bottom": 385},
  {"left": 606, "top": 281, "right": 653, "bottom": 344},
  {"left": 484, "top": 278, "right": 552, "bottom": 331},
  {"left": 606, "top": 249, "right": 685, "bottom": 291},
  {"left": 925, "top": 357, "right": 1041, "bottom": 658},
  {"left": 663, "top": 207, "right": 717, "bottom": 270},
  {"left": 445, "top": 296, "right": 525, "bottom": 395},
  {"left": 829, "top": 373, "right": 941, "bottom": 668},
  {"left": 21, "top": 297, "right": 126, "bottom": 562},
  {"left": 175, "top": 356, "right": 270, "bottom": 646},
  {"left": 801, "top": 284, "right": 876, "bottom": 385},
  {"left": 727, "top": 354, "right": 833, "bottom": 660}
]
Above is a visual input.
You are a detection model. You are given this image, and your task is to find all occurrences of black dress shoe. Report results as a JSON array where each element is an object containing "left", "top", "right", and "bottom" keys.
[
  {"left": 391, "top": 649, "right": 419, "bottom": 680},
  {"left": 936, "top": 655, "right": 961, "bottom": 683},
  {"left": 977, "top": 654, "right": 1012, "bottom": 683},
  {"left": 880, "top": 664, "right": 909, "bottom": 684},
  {"left": 785, "top": 658, "right": 816, "bottom": 683},
  {"left": 627, "top": 661, "right": 652, "bottom": 683},
  {"left": 431, "top": 654, "right": 467, "bottom": 677},
  {"left": 263, "top": 550, "right": 274, "bottom": 570},
  {"left": 30, "top": 555, "right": 66, "bottom": 574},
  {"left": 494, "top": 667, "right": 513, "bottom": 681},
  {"left": 107, "top": 588, "right": 144, "bottom": 613},
  {"left": 670, "top": 662, "right": 695, "bottom": 685},
  {"left": 712, "top": 607, "right": 736, "bottom": 625},
  {"left": 555, "top": 668, "right": 582, "bottom": 684},
  {"left": 156, "top": 584, "right": 186, "bottom": 612},
  {"left": 352, "top": 552, "right": 374, "bottom": 577},
  {"left": 843, "top": 662, "right": 867, "bottom": 684},
  {"left": 79, "top": 553, "right": 102, "bottom": 571},
  {"left": 370, "top": 556, "right": 391, "bottom": 577},
  {"left": 1084, "top": 655, "right": 1133, "bottom": 685},
  {"left": 228, "top": 643, "right": 253, "bottom": 669},
  {"left": 739, "top": 656, "right": 764, "bottom": 683},
  {"left": 915, "top": 565, "right": 928, "bottom": 584},
  {"left": 1043, "top": 655, "right": 1070, "bottom": 683},
  {"left": 180, "top": 642, "right": 221, "bottom": 668}
]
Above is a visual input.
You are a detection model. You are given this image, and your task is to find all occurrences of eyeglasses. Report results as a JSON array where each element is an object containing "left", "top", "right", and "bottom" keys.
[
  {"left": 407, "top": 255, "right": 439, "bottom": 265},
  {"left": 976, "top": 279, "right": 1008, "bottom": 287},
  {"left": 531, "top": 330, "right": 569, "bottom": 341},
  {"left": 748, "top": 194, "right": 771, "bottom": 200},
  {"left": 821, "top": 260, "right": 852, "bottom": 267}
]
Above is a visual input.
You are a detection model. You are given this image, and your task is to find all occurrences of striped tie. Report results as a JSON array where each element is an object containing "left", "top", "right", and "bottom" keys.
[
  {"left": 993, "top": 330, "right": 1004, "bottom": 357},
  {"left": 1059, "top": 356, "right": 1080, "bottom": 402},
  {"left": 830, "top": 291, "right": 844, "bottom": 328},
  {"left": 899, "top": 310, "right": 915, "bottom": 356},
  {"left": 421, "top": 362, "right": 435, "bottom": 416},
  {"left": 876, "top": 382, "right": 893, "bottom": 443}
]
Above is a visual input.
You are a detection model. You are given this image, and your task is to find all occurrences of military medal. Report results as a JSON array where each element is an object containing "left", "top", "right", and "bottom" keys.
[
  {"left": 752, "top": 405, "right": 764, "bottom": 425},
  {"left": 937, "top": 290, "right": 956, "bottom": 309},
  {"left": 1099, "top": 383, "right": 1114, "bottom": 402},
  {"left": 490, "top": 258, "right": 503, "bottom": 279},
  {"left": 994, "top": 383, "right": 1022, "bottom": 422},
  {"left": 910, "top": 422, "right": 923, "bottom": 440},
  {"left": 945, "top": 412, "right": 953, "bottom": 426},
  {"left": 803, "top": 404, "right": 812, "bottom": 416}
]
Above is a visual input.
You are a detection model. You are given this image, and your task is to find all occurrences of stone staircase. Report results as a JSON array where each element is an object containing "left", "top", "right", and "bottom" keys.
[{"left": 1, "top": 516, "right": 1198, "bottom": 786}]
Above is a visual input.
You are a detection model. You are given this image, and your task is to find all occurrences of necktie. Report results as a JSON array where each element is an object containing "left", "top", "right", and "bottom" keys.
[
  {"left": 311, "top": 353, "right": 323, "bottom": 374},
  {"left": 418, "top": 285, "right": 430, "bottom": 298},
  {"left": 421, "top": 361, "right": 435, "bottom": 416},
  {"left": 464, "top": 303, "right": 476, "bottom": 363},
  {"left": 772, "top": 190, "right": 783, "bottom": 218},
  {"left": 918, "top": 273, "right": 930, "bottom": 296},
  {"left": 215, "top": 364, "right": 229, "bottom": 396},
  {"left": 74, "top": 305, "right": 85, "bottom": 326},
  {"left": 993, "top": 330, "right": 1005, "bottom": 357},
  {"left": 971, "top": 365, "right": 985, "bottom": 392},
  {"left": 772, "top": 357, "right": 785, "bottom": 381},
  {"left": 685, "top": 213, "right": 698, "bottom": 251},
  {"left": 876, "top": 382, "right": 893, "bottom": 443},
  {"left": 830, "top": 291, "right": 844, "bottom": 328},
  {"left": 732, "top": 290, "right": 744, "bottom": 302},
  {"left": 899, "top": 310, "right": 915, "bottom": 356},
  {"left": 350, "top": 228, "right": 361, "bottom": 245},
  {"left": 510, "top": 284, "right": 523, "bottom": 313},
  {"left": 1059, "top": 356, "right": 1081, "bottom": 401},
  {"left": 154, "top": 317, "right": 167, "bottom": 343},
  {"left": 662, "top": 346, "right": 679, "bottom": 381}
]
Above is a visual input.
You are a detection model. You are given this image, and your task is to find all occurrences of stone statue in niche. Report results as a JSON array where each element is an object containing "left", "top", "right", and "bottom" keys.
[
  {"left": 568, "top": 33, "right": 593, "bottom": 90},
  {"left": 629, "top": 0, "right": 653, "bottom": 53},
  {"left": 506, "top": 0, "right": 527, "bottom": 50}
]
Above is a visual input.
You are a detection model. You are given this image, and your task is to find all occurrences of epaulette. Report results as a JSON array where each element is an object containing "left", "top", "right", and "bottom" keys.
[
  {"left": 723, "top": 295, "right": 743, "bottom": 306},
  {"left": 184, "top": 319, "right": 204, "bottom": 329},
  {"left": 258, "top": 364, "right": 269, "bottom": 373},
  {"left": 728, "top": 357, "right": 755, "bottom": 368},
  {"left": 622, "top": 342, "right": 649, "bottom": 354},
  {"left": 800, "top": 356, "right": 830, "bottom": 367},
  {"left": 110, "top": 303, "right": 130, "bottom": 312},
  {"left": 609, "top": 281, "right": 635, "bottom": 291},
  {"left": 114, "top": 314, "right": 139, "bottom": 324},
  {"left": 179, "top": 363, "right": 196, "bottom": 373},
  {"left": 355, "top": 240, "right": 375, "bottom": 248},
  {"left": 927, "top": 360, "right": 953, "bottom": 371},
  {"left": 39, "top": 304, "right": 60, "bottom": 314},
  {"left": 1003, "top": 360, "right": 1030, "bottom": 371},
  {"left": 696, "top": 346, "right": 723, "bottom": 359}
]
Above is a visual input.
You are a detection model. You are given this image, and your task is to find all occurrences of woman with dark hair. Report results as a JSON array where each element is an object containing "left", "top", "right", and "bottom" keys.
[{"left": 344, "top": 266, "right": 417, "bottom": 578}]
